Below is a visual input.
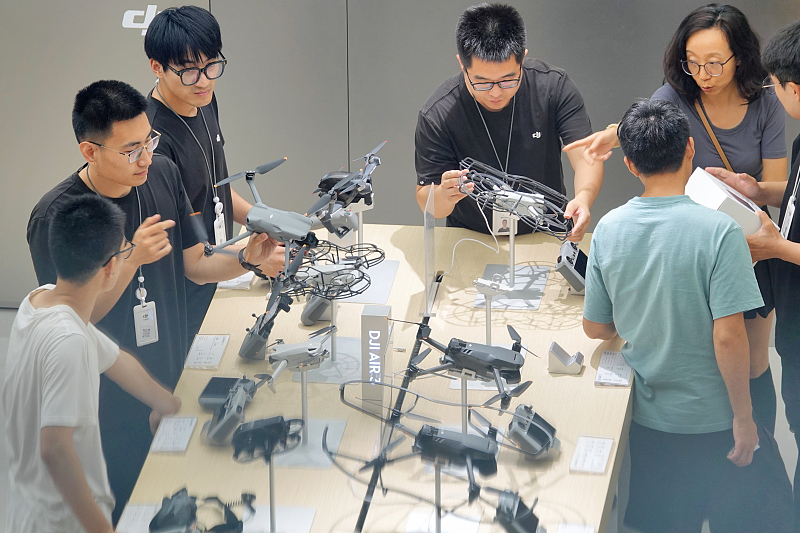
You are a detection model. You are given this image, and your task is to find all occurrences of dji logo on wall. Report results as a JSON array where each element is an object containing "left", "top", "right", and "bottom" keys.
[{"left": 122, "top": 5, "right": 160, "bottom": 36}]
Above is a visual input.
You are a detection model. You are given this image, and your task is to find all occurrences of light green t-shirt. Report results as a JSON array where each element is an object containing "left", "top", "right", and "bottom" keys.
[{"left": 583, "top": 196, "right": 763, "bottom": 434}]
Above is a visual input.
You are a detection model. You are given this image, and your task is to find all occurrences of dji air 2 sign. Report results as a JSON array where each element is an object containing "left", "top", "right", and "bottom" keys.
[
  {"left": 122, "top": 5, "right": 160, "bottom": 35},
  {"left": 361, "top": 305, "right": 392, "bottom": 414}
]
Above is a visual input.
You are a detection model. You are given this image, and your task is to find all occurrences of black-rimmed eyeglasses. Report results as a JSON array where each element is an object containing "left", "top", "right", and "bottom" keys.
[
  {"left": 102, "top": 239, "right": 135, "bottom": 266},
  {"left": 681, "top": 54, "right": 735, "bottom": 77},
  {"left": 86, "top": 132, "right": 161, "bottom": 164},
  {"left": 464, "top": 67, "right": 522, "bottom": 91},
  {"left": 167, "top": 54, "right": 227, "bottom": 86}
]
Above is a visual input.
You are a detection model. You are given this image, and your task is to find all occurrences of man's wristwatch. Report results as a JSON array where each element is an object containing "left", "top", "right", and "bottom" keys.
[{"left": 238, "top": 248, "right": 265, "bottom": 277}]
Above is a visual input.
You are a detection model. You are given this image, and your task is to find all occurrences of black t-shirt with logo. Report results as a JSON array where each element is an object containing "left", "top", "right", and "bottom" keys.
[
  {"left": 415, "top": 58, "right": 593, "bottom": 234},
  {"left": 147, "top": 92, "right": 233, "bottom": 343}
]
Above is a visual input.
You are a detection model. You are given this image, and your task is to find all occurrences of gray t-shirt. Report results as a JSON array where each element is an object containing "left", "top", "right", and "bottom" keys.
[
  {"left": 584, "top": 196, "right": 763, "bottom": 434},
  {"left": 651, "top": 84, "right": 786, "bottom": 181}
]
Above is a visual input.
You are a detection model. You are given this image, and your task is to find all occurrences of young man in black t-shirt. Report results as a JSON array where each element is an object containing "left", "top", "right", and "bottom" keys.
[
  {"left": 144, "top": 6, "right": 284, "bottom": 346},
  {"left": 414, "top": 3, "right": 603, "bottom": 241},
  {"left": 708, "top": 22, "right": 800, "bottom": 527},
  {"left": 27, "top": 80, "right": 276, "bottom": 523}
]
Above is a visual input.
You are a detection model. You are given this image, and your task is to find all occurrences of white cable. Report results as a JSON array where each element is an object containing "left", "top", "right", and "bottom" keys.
[{"left": 442, "top": 204, "right": 499, "bottom": 276}]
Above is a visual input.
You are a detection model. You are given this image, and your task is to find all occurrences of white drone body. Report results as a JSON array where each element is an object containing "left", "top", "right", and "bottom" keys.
[
  {"left": 473, "top": 276, "right": 513, "bottom": 298},
  {"left": 493, "top": 190, "right": 547, "bottom": 217},
  {"left": 266, "top": 326, "right": 337, "bottom": 388}
]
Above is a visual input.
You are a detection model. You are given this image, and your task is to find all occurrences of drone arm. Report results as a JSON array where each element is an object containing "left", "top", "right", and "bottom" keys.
[
  {"left": 492, "top": 367, "right": 506, "bottom": 396},
  {"left": 246, "top": 175, "right": 263, "bottom": 205},
  {"left": 416, "top": 362, "right": 455, "bottom": 376},
  {"left": 268, "top": 360, "right": 288, "bottom": 390},
  {"left": 208, "top": 230, "right": 254, "bottom": 256}
]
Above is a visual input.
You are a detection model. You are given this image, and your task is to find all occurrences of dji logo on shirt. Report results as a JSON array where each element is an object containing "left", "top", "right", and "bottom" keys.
[
  {"left": 532, "top": 132, "right": 542, "bottom": 139},
  {"left": 122, "top": 5, "right": 160, "bottom": 36}
]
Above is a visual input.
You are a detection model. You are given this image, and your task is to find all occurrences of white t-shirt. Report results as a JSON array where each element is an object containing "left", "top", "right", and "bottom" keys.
[{"left": 3, "top": 285, "right": 119, "bottom": 533}]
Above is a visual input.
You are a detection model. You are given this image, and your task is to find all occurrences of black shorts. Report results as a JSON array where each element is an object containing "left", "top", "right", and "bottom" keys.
[
  {"left": 744, "top": 259, "right": 774, "bottom": 320},
  {"left": 625, "top": 421, "right": 793, "bottom": 533}
]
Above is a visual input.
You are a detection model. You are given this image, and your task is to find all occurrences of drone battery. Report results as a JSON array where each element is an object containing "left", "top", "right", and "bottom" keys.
[
  {"left": 555, "top": 241, "right": 587, "bottom": 294},
  {"left": 198, "top": 377, "right": 240, "bottom": 411}
]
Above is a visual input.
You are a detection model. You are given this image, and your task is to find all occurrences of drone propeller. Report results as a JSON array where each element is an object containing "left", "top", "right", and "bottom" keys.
[
  {"left": 506, "top": 325, "right": 540, "bottom": 358},
  {"left": 356, "top": 396, "right": 441, "bottom": 425},
  {"left": 483, "top": 380, "right": 533, "bottom": 408},
  {"left": 216, "top": 157, "right": 287, "bottom": 187},
  {"left": 410, "top": 348, "right": 432, "bottom": 367},
  {"left": 358, "top": 434, "right": 406, "bottom": 473},
  {"left": 309, "top": 325, "right": 337, "bottom": 338},
  {"left": 306, "top": 191, "right": 338, "bottom": 219}
]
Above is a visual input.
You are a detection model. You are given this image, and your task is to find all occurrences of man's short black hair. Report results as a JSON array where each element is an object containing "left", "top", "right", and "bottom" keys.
[
  {"left": 456, "top": 3, "right": 526, "bottom": 69},
  {"left": 48, "top": 195, "right": 126, "bottom": 285},
  {"left": 144, "top": 5, "right": 222, "bottom": 67},
  {"left": 618, "top": 99, "right": 691, "bottom": 177},
  {"left": 763, "top": 22, "right": 800, "bottom": 85},
  {"left": 72, "top": 80, "right": 148, "bottom": 143}
]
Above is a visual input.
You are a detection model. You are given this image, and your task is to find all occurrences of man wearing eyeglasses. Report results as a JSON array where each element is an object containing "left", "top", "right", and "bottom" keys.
[
  {"left": 414, "top": 3, "right": 603, "bottom": 241},
  {"left": 27, "top": 80, "right": 277, "bottom": 523},
  {"left": 144, "top": 6, "right": 283, "bottom": 347}
]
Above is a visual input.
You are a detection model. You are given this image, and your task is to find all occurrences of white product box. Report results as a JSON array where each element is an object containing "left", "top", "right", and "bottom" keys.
[{"left": 685, "top": 167, "right": 762, "bottom": 235}]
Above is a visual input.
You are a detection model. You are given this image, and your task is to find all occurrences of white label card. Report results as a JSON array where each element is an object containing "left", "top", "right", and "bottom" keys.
[
  {"left": 214, "top": 211, "right": 227, "bottom": 246},
  {"left": 218, "top": 271, "right": 255, "bottom": 290},
  {"left": 133, "top": 301, "right": 159, "bottom": 347},
  {"left": 570, "top": 436, "right": 614, "bottom": 474},
  {"left": 781, "top": 196, "right": 795, "bottom": 240},
  {"left": 150, "top": 416, "right": 197, "bottom": 453},
  {"left": 595, "top": 351, "right": 632, "bottom": 387},
  {"left": 184, "top": 334, "right": 229, "bottom": 369}
]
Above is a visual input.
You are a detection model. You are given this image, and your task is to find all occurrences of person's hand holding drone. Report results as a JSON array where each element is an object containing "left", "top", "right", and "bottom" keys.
[
  {"left": 260, "top": 244, "right": 287, "bottom": 278},
  {"left": 242, "top": 232, "right": 279, "bottom": 268},
  {"left": 440, "top": 169, "right": 473, "bottom": 206},
  {"left": 129, "top": 214, "right": 176, "bottom": 266},
  {"left": 564, "top": 198, "right": 590, "bottom": 242}
]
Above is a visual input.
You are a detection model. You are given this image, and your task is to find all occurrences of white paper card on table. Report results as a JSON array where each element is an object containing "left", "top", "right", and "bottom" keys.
[
  {"left": 218, "top": 271, "right": 254, "bottom": 290},
  {"left": 595, "top": 351, "right": 632, "bottom": 387},
  {"left": 570, "top": 436, "right": 614, "bottom": 474},
  {"left": 150, "top": 416, "right": 197, "bottom": 453},
  {"left": 557, "top": 524, "right": 595, "bottom": 533},
  {"left": 185, "top": 334, "right": 229, "bottom": 369},
  {"left": 116, "top": 503, "right": 160, "bottom": 533}
]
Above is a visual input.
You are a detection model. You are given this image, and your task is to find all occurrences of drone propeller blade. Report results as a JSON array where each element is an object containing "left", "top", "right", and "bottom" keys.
[
  {"left": 483, "top": 392, "right": 504, "bottom": 407},
  {"left": 189, "top": 212, "right": 210, "bottom": 243},
  {"left": 286, "top": 246, "right": 308, "bottom": 276},
  {"left": 510, "top": 381, "right": 532, "bottom": 398},
  {"left": 330, "top": 171, "right": 359, "bottom": 193},
  {"left": 309, "top": 325, "right": 337, "bottom": 338},
  {"left": 216, "top": 170, "right": 248, "bottom": 187},
  {"left": 411, "top": 348, "right": 432, "bottom": 367},
  {"left": 507, "top": 325, "right": 522, "bottom": 343},
  {"left": 402, "top": 411, "right": 440, "bottom": 425},
  {"left": 255, "top": 157, "right": 288, "bottom": 175},
  {"left": 306, "top": 193, "right": 334, "bottom": 216},
  {"left": 367, "top": 141, "right": 387, "bottom": 158},
  {"left": 470, "top": 408, "right": 493, "bottom": 429},
  {"left": 384, "top": 434, "right": 406, "bottom": 454},
  {"left": 520, "top": 345, "right": 540, "bottom": 359},
  {"left": 358, "top": 435, "right": 406, "bottom": 473}
]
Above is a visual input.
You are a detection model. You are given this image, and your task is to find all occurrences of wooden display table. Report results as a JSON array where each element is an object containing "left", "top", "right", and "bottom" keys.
[{"left": 129, "top": 224, "right": 629, "bottom": 532}]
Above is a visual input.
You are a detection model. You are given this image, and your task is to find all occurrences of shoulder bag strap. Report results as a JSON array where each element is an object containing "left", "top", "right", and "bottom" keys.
[{"left": 694, "top": 100, "right": 734, "bottom": 172}]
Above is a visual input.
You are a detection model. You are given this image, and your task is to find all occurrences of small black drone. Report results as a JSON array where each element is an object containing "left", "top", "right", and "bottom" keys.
[
  {"left": 459, "top": 157, "right": 573, "bottom": 239},
  {"left": 404, "top": 321, "right": 535, "bottom": 410}
]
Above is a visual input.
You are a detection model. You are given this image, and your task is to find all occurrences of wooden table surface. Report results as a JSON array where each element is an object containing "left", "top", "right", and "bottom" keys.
[{"left": 129, "top": 224, "right": 629, "bottom": 532}]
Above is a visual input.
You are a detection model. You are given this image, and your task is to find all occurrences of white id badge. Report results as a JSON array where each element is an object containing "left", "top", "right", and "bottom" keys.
[
  {"left": 781, "top": 197, "right": 795, "bottom": 240},
  {"left": 133, "top": 301, "right": 159, "bottom": 347},
  {"left": 214, "top": 212, "right": 227, "bottom": 246},
  {"left": 492, "top": 210, "right": 516, "bottom": 235}
]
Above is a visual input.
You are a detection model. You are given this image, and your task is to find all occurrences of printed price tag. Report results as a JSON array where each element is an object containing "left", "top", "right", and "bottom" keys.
[
  {"left": 595, "top": 351, "right": 632, "bottom": 387},
  {"left": 150, "top": 416, "right": 197, "bottom": 453},
  {"left": 570, "top": 436, "right": 614, "bottom": 474},
  {"left": 185, "top": 334, "right": 229, "bottom": 369}
]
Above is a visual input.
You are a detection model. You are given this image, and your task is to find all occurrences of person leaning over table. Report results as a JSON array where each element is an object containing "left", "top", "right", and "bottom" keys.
[
  {"left": 144, "top": 5, "right": 285, "bottom": 348},
  {"left": 564, "top": 3, "right": 786, "bottom": 435},
  {"left": 414, "top": 2, "right": 602, "bottom": 242},
  {"left": 5, "top": 194, "right": 180, "bottom": 533},
  {"left": 26, "top": 80, "right": 278, "bottom": 524},
  {"left": 583, "top": 98, "right": 792, "bottom": 533},
  {"left": 707, "top": 20, "right": 800, "bottom": 530}
]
